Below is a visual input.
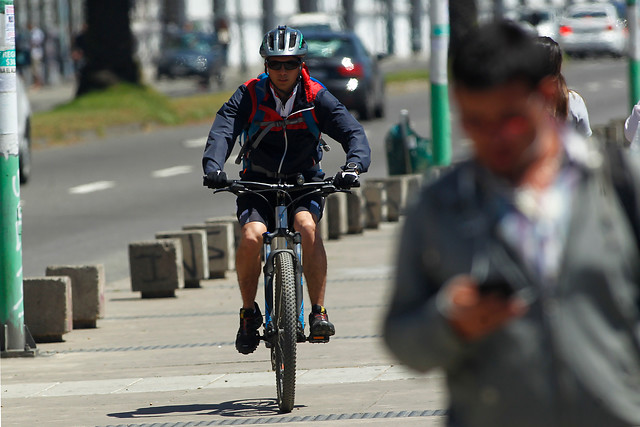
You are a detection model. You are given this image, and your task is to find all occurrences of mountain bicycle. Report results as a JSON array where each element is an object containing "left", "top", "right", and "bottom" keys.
[{"left": 212, "top": 176, "right": 353, "bottom": 413}]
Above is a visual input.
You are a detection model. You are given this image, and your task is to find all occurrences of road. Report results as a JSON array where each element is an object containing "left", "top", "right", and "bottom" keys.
[
  {"left": 20, "top": 57, "right": 628, "bottom": 283},
  {"left": 562, "top": 57, "right": 630, "bottom": 126}
]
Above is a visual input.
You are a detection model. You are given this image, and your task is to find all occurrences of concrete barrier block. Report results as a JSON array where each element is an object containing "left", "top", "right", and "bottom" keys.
[
  {"left": 23, "top": 276, "right": 73, "bottom": 342},
  {"left": 206, "top": 216, "right": 241, "bottom": 249},
  {"left": 129, "top": 239, "right": 183, "bottom": 298},
  {"left": 317, "top": 215, "right": 329, "bottom": 242},
  {"left": 384, "top": 177, "right": 409, "bottom": 222},
  {"left": 592, "top": 125, "right": 606, "bottom": 143},
  {"left": 155, "top": 230, "right": 208, "bottom": 288},
  {"left": 606, "top": 118, "right": 626, "bottom": 146},
  {"left": 346, "top": 188, "right": 365, "bottom": 234},
  {"left": 405, "top": 174, "right": 423, "bottom": 210},
  {"left": 363, "top": 181, "right": 386, "bottom": 228},
  {"left": 369, "top": 175, "right": 423, "bottom": 222},
  {"left": 183, "top": 223, "right": 235, "bottom": 278},
  {"left": 45, "top": 265, "right": 105, "bottom": 329},
  {"left": 326, "top": 192, "right": 348, "bottom": 240}
]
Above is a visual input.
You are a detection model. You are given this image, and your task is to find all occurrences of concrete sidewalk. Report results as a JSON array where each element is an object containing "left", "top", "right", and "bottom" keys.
[{"left": 1, "top": 221, "right": 447, "bottom": 427}]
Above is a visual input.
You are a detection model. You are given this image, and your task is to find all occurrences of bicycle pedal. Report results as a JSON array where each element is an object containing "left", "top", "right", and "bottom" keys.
[{"left": 307, "top": 335, "right": 330, "bottom": 343}]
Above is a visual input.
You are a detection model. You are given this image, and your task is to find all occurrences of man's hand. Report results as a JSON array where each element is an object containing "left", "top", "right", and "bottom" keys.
[
  {"left": 333, "top": 163, "right": 360, "bottom": 189},
  {"left": 442, "top": 275, "right": 528, "bottom": 341},
  {"left": 203, "top": 170, "right": 228, "bottom": 189}
]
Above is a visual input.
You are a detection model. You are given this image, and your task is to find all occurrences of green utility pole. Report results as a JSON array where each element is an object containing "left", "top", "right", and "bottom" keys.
[
  {"left": 0, "top": 0, "right": 31, "bottom": 357},
  {"left": 430, "top": 0, "right": 451, "bottom": 166},
  {"left": 629, "top": 0, "right": 640, "bottom": 111}
]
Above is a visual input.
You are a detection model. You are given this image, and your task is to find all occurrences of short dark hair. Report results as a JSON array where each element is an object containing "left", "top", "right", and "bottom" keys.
[{"left": 451, "top": 20, "right": 549, "bottom": 90}]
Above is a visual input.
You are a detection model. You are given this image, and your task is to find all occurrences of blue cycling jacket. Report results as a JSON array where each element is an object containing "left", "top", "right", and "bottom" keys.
[{"left": 202, "top": 64, "right": 371, "bottom": 180}]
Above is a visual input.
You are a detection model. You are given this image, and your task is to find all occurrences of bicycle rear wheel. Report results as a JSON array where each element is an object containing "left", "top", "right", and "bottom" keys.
[{"left": 271, "top": 251, "right": 297, "bottom": 413}]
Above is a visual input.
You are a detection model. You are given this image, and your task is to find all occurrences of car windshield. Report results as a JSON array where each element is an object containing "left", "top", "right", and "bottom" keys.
[
  {"left": 305, "top": 38, "right": 356, "bottom": 59},
  {"left": 167, "top": 32, "right": 216, "bottom": 53}
]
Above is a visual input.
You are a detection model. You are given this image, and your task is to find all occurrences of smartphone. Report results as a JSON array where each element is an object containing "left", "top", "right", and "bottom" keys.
[{"left": 477, "top": 278, "right": 514, "bottom": 298}]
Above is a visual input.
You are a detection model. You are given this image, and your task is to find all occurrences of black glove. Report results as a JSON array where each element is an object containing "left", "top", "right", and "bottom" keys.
[
  {"left": 203, "top": 170, "right": 228, "bottom": 189},
  {"left": 333, "top": 165, "right": 359, "bottom": 189}
]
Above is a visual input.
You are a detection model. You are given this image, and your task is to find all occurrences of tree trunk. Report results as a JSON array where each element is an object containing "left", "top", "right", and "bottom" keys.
[{"left": 76, "top": 0, "right": 140, "bottom": 97}]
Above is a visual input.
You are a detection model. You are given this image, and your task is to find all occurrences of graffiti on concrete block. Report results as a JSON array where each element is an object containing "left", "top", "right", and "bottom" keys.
[{"left": 135, "top": 253, "right": 169, "bottom": 283}]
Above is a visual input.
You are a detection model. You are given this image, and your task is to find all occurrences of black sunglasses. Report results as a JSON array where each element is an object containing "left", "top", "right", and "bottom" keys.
[{"left": 266, "top": 59, "right": 301, "bottom": 70}]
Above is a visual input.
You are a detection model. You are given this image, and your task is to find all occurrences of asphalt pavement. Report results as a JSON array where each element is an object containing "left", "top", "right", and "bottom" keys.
[{"left": 3, "top": 58, "right": 447, "bottom": 427}]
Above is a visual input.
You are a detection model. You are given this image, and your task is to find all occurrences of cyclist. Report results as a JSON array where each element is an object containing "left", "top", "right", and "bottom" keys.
[{"left": 202, "top": 25, "right": 371, "bottom": 355}]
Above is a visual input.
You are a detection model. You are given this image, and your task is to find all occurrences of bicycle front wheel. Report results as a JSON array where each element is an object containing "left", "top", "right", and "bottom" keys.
[{"left": 271, "top": 251, "right": 297, "bottom": 413}]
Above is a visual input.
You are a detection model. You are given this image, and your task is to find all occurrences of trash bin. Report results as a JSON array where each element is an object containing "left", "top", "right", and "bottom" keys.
[{"left": 385, "top": 109, "right": 432, "bottom": 175}]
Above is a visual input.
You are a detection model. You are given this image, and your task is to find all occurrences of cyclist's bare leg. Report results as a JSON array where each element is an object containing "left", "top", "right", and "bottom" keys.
[
  {"left": 236, "top": 221, "right": 267, "bottom": 309},
  {"left": 293, "top": 211, "right": 327, "bottom": 306}
]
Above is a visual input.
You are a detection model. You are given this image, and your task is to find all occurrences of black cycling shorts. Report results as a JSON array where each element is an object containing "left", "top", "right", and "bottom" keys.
[{"left": 236, "top": 190, "right": 324, "bottom": 230}]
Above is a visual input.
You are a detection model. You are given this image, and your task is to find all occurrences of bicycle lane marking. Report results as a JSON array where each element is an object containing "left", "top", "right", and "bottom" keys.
[{"left": 2, "top": 365, "right": 433, "bottom": 398}]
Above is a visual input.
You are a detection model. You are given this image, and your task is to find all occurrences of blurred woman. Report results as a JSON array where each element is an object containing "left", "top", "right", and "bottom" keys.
[{"left": 537, "top": 36, "right": 592, "bottom": 137}]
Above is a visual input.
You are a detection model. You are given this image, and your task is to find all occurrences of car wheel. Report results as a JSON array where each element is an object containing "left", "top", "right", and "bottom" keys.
[
  {"left": 358, "top": 95, "right": 374, "bottom": 121},
  {"left": 19, "top": 118, "right": 32, "bottom": 184},
  {"left": 216, "top": 71, "right": 225, "bottom": 88},
  {"left": 374, "top": 91, "right": 385, "bottom": 119}
]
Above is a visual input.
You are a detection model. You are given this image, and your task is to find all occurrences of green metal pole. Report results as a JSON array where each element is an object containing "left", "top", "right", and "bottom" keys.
[
  {"left": 430, "top": 0, "right": 451, "bottom": 166},
  {"left": 629, "top": 0, "right": 640, "bottom": 112},
  {"left": 0, "top": 0, "right": 26, "bottom": 353}
]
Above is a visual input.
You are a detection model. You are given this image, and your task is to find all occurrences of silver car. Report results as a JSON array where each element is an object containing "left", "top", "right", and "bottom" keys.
[{"left": 558, "top": 3, "right": 627, "bottom": 57}]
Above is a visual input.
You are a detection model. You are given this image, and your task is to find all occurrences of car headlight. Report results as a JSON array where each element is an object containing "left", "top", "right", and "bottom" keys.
[
  {"left": 194, "top": 56, "right": 208, "bottom": 70},
  {"left": 346, "top": 78, "right": 359, "bottom": 92}
]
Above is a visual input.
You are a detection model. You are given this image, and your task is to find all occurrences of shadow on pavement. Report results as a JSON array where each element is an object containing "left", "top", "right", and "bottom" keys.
[{"left": 107, "top": 398, "right": 305, "bottom": 419}]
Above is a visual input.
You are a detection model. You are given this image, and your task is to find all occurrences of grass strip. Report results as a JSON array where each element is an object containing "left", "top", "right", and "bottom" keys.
[{"left": 32, "top": 69, "right": 429, "bottom": 146}]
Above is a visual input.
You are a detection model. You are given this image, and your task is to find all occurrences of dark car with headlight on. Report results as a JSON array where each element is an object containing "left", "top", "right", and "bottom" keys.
[
  {"left": 156, "top": 31, "right": 225, "bottom": 87},
  {"left": 302, "top": 30, "right": 386, "bottom": 120}
]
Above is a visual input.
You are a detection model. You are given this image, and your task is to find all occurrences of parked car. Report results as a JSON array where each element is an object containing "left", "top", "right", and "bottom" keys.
[
  {"left": 557, "top": 2, "right": 627, "bottom": 57},
  {"left": 303, "top": 30, "right": 386, "bottom": 120},
  {"left": 156, "top": 31, "right": 225, "bottom": 87},
  {"left": 510, "top": 7, "right": 560, "bottom": 38},
  {"left": 16, "top": 75, "right": 31, "bottom": 184}
]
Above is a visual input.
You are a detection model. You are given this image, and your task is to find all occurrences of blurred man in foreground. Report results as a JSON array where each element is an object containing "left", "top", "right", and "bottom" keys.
[{"left": 384, "top": 20, "right": 640, "bottom": 427}]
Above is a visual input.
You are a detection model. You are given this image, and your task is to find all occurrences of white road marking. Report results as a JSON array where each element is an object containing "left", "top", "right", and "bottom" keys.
[
  {"left": 610, "top": 79, "right": 625, "bottom": 88},
  {"left": 586, "top": 81, "right": 601, "bottom": 92},
  {"left": 68, "top": 181, "right": 115, "bottom": 195},
  {"left": 1, "top": 364, "right": 435, "bottom": 398},
  {"left": 152, "top": 165, "right": 194, "bottom": 178},
  {"left": 182, "top": 137, "right": 207, "bottom": 148}
]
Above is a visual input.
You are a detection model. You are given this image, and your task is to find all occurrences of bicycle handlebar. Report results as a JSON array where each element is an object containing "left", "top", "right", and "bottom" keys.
[
  {"left": 213, "top": 177, "right": 359, "bottom": 196},
  {"left": 205, "top": 176, "right": 360, "bottom": 195}
]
